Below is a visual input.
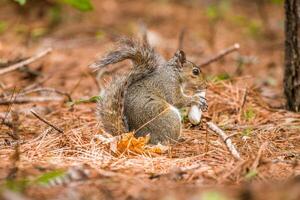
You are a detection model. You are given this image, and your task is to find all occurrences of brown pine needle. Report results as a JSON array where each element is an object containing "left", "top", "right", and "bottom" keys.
[{"left": 251, "top": 142, "right": 268, "bottom": 170}]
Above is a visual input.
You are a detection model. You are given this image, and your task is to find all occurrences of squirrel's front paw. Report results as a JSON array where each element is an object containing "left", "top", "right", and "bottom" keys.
[{"left": 192, "top": 94, "right": 208, "bottom": 111}]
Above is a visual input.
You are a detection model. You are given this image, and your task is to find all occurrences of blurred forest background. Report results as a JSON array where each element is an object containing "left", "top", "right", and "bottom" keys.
[
  {"left": 0, "top": 0, "right": 285, "bottom": 101},
  {"left": 1, "top": 0, "right": 299, "bottom": 200}
]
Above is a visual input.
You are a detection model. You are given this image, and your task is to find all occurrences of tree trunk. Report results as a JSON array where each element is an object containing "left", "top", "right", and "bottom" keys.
[{"left": 284, "top": 0, "right": 300, "bottom": 112}]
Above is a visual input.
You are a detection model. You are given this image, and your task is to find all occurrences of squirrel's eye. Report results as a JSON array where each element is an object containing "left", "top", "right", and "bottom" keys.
[{"left": 192, "top": 68, "right": 200, "bottom": 76}]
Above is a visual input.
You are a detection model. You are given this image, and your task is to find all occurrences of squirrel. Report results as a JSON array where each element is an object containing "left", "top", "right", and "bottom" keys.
[{"left": 91, "top": 37, "right": 207, "bottom": 144}]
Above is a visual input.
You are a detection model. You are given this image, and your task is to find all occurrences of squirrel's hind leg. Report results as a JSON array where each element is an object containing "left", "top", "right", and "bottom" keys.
[{"left": 134, "top": 104, "right": 182, "bottom": 144}]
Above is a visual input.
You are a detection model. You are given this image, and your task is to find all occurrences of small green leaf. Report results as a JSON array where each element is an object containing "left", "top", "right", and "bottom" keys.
[
  {"left": 205, "top": 5, "right": 219, "bottom": 21},
  {"left": 269, "top": 0, "right": 284, "bottom": 5},
  {"left": 207, "top": 73, "right": 231, "bottom": 83},
  {"left": 219, "top": 0, "right": 231, "bottom": 13},
  {"left": 205, "top": 0, "right": 230, "bottom": 22},
  {"left": 216, "top": 73, "right": 231, "bottom": 81},
  {"left": 201, "top": 191, "right": 228, "bottom": 200},
  {"left": 241, "top": 128, "right": 252, "bottom": 137},
  {"left": 95, "top": 30, "right": 106, "bottom": 40},
  {"left": 31, "top": 27, "right": 48, "bottom": 39},
  {"left": 67, "top": 95, "right": 101, "bottom": 106},
  {"left": 88, "top": 95, "right": 101, "bottom": 102},
  {"left": 2, "top": 170, "right": 66, "bottom": 192},
  {"left": 14, "top": 0, "right": 26, "bottom": 5},
  {"left": 245, "top": 169, "right": 258, "bottom": 180},
  {"left": 4, "top": 179, "right": 30, "bottom": 192},
  {"left": 34, "top": 170, "right": 65, "bottom": 185},
  {"left": 243, "top": 107, "right": 256, "bottom": 121},
  {"left": 0, "top": 21, "right": 7, "bottom": 34},
  {"left": 247, "top": 20, "right": 263, "bottom": 38},
  {"left": 61, "top": 0, "right": 93, "bottom": 11},
  {"left": 229, "top": 15, "right": 248, "bottom": 27}
]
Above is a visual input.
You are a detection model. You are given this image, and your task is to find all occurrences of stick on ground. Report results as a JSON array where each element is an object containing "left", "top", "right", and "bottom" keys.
[
  {"left": 200, "top": 43, "right": 240, "bottom": 67},
  {"left": 20, "top": 87, "right": 72, "bottom": 101},
  {"left": 0, "top": 48, "right": 52, "bottom": 76},
  {"left": 0, "top": 96, "right": 63, "bottom": 105},
  {"left": 30, "top": 109, "right": 63, "bottom": 133},
  {"left": 206, "top": 121, "right": 241, "bottom": 160}
]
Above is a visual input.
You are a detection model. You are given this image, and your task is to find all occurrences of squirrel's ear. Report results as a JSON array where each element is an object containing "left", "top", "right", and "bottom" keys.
[{"left": 174, "top": 50, "right": 186, "bottom": 67}]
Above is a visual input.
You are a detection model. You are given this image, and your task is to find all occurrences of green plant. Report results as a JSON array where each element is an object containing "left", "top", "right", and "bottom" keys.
[
  {"left": 208, "top": 73, "right": 231, "bottom": 83},
  {"left": 201, "top": 191, "right": 228, "bottom": 200},
  {"left": 61, "top": 0, "right": 93, "bottom": 11},
  {"left": 12, "top": 0, "right": 93, "bottom": 12},
  {"left": 95, "top": 30, "right": 106, "bottom": 40},
  {"left": 245, "top": 169, "right": 258, "bottom": 180},
  {"left": 247, "top": 20, "right": 263, "bottom": 38},
  {"left": 205, "top": 0, "right": 230, "bottom": 22},
  {"left": 4, "top": 179, "right": 30, "bottom": 193},
  {"left": 33, "top": 170, "right": 65, "bottom": 186},
  {"left": 14, "top": 0, "right": 26, "bottom": 5},
  {"left": 269, "top": 0, "right": 284, "bottom": 5},
  {"left": 204, "top": 0, "right": 231, "bottom": 47},
  {"left": 30, "top": 27, "right": 47, "bottom": 39},
  {"left": 243, "top": 107, "right": 256, "bottom": 121},
  {"left": 241, "top": 128, "right": 252, "bottom": 137},
  {"left": 67, "top": 95, "right": 101, "bottom": 106},
  {"left": 0, "top": 21, "right": 7, "bottom": 34},
  {"left": 229, "top": 15, "right": 263, "bottom": 39},
  {"left": 3, "top": 169, "right": 66, "bottom": 193}
]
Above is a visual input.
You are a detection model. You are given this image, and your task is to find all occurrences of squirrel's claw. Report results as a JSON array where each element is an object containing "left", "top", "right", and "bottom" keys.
[
  {"left": 200, "top": 102, "right": 208, "bottom": 112},
  {"left": 191, "top": 95, "right": 208, "bottom": 112}
]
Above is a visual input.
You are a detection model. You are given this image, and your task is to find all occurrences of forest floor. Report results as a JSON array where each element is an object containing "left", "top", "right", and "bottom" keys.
[{"left": 0, "top": 0, "right": 299, "bottom": 199}]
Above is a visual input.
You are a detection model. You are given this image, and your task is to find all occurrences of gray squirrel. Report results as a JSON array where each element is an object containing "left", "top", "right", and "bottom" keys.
[{"left": 91, "top": 37, "right": 207, "bottom": 144}]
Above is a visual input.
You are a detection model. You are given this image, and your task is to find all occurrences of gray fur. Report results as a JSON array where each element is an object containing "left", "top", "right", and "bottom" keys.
[{"left": 94, "top": 38, "right": 206, "bottom": 144}]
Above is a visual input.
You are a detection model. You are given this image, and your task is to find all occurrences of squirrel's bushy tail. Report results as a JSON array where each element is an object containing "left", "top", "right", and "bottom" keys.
[
  {"left": 90, "top": 37, "right": 161, "bottom": 70},
  {"left": 95, "top": 37, "right": 163, "bottom": 135},
  {"left": 97, "top": 75, "right": 128, "bottom": 135}
]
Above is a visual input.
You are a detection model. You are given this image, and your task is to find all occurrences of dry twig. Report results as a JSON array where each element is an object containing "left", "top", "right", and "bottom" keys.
[
  {"left": 19, "top": 87, "right": 72, "bottom": 101},
  {"left": 0, "top": 96, "right": 63, "bottom": 105},
  {"left": 0, "top": 48, "right": 52, "bottom": 76},
  {"left": 200, "top": 43, "right": 240, "bottom": 67},
  {"left": 30, "top": 109, "right": 63, "bottom": 133},
  {"left": 206, "top": 121, "right": 241, "bottom": 160}
]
